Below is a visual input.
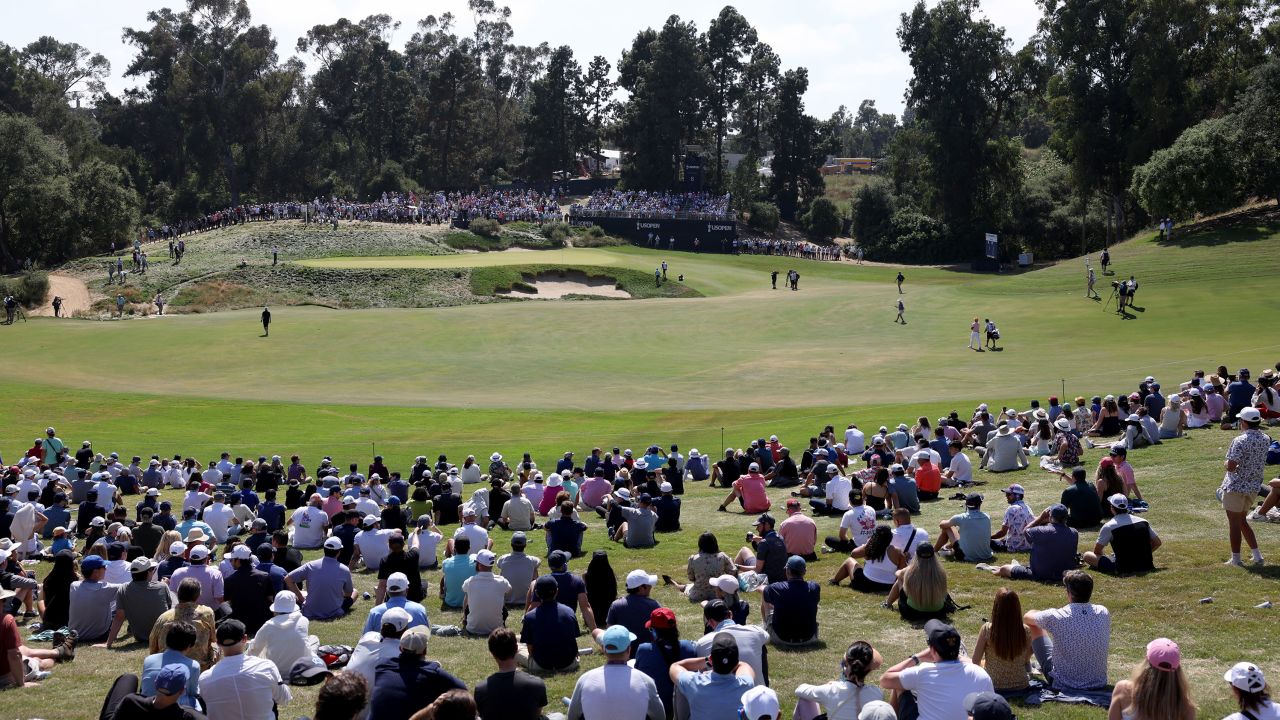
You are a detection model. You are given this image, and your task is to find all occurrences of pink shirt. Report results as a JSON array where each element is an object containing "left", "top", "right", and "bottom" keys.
[
  {"left": 1116, "top": 461, "right": 1136, "bottom": 491},
  {"left": 734, "top": 473, "right": 771, "bottom": 514},
  {"left": 778, "top": 513, "right": 818, "bottom": 556},
  {"left": 579, "top": 478, "right": 611, "bottom": 507}
]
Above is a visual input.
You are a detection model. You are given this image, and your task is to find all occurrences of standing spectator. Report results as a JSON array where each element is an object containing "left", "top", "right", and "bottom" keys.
[
  {"left": 475, "top": 628, "right": 549, "bottom": 720},
  {"left": 1023, "top": 571, "right": 1110, "bottom": 692},
  {"left": 285, "top": 536, "right": 355, "bottom": 620},
  {"left": 566, "top": 625, "right": 665, "bottom": 720},
  {"left": 200, "top": 620, "right": 292, "bottom": 720},
  {"left": 878, "top": 620, "right": 994, "bottom": 720},
  {"left": 1219, "top": 407, "right": 1268, "bottom": 567},
  {"left": 1107, "top": 638, "right": 1195, "bottom": 720},
  {"left": 368, "top": 626, "right": 465, "bottom": 720}
]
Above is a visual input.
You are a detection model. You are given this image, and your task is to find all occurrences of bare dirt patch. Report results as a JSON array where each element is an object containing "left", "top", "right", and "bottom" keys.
[
  {"left": 494, "top": 270, "right": 631, "bottom": 299},
  {"left": 31, "top": 274, "right": 92, "bottom": 316}
]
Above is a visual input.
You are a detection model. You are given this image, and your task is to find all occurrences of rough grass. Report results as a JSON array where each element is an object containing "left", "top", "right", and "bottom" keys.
[
  {"left": 167, "top": 266, "right": 484, "bottom": 311},
  {"left": 442, "top": 229, "right": 565, "bottom": 252}
]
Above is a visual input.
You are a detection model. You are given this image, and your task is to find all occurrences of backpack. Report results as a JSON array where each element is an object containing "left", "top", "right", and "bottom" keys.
[{"left": 1267, "top": 441, "right": 1280, "bottom": 465}]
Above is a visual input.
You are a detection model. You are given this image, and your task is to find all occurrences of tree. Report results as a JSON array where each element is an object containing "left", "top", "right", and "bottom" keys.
[
  {"left": 1235, "top": 57, "right": 1280, "bottom": 203},
  {"left": 898, "top": 0, "right": 1022, "bottom": 258},
  {"left": 524, "top": 46, "right": 583, "bottom": 181},
  {"left": 851, "top": 179, "right": 895, "bottom": 252},
  {"left": 702, "top": 6, "right": 758, "bottom": 191},
  {"left": 1130, "top": 117, "right": 1243, "bottom": 221},
  {"left": 20, "top": 36, "right": 111, "bottom": 101},
  {"left": 617, "top": 16, "right": 708, "bottom": 189},
  {"left": 579, "top": 55, "right": 616, "bottom": 176},
  {"left": 735, "top": 42, "right": 778, "bottom": 157},
  {"left": 767, "top": 68, "right": 823, "bottom": 221},
  {"left": 803, "top": 197, "right": 842, "bottom": 239}
]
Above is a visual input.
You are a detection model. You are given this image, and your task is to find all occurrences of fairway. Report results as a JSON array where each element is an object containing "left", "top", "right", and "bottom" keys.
[{"left": 3, "top": 210, "right": 1280, "bottom": 720}]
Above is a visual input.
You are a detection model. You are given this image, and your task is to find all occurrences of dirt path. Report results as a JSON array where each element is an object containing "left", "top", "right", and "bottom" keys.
[{"left": 31, "top": 274, "right": 92, "bottom": 317}]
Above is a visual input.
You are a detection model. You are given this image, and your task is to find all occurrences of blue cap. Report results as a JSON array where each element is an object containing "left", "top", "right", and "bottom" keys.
[
  {"left": 1048, "top": 503, "right": 1069, "bottom": 520},
  {"left": 154, "top": 663, "right": 190, "bottom": 695},
  {"left": 81, "top": 554, "right": 106, "bottom": 573},
  {"left": 601, "top": 625, "right": 637, "bottom": 653},
  {"left": 387, "top": 496, "right": 401, "bottom": 505},
  {"left": 785, "top": 555, "right": 807, "bottom": 575}
]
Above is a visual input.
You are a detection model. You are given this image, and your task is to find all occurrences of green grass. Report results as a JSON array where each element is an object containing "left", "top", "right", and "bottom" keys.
[{"left": 2, "top": 205, "right": 1279, "bottom": 718}]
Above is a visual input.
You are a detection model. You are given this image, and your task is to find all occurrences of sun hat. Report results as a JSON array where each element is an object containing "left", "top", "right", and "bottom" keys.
[
  {"left": 270, "top": 590, "right": 298, "bottom": 613},
  {"left": 996, "top": 425, "right": 1013, "bottom": 436},
  {"left": 740, "top": 685, "right": 781, "bottom": 720},
  {"left": 1146, "top": 638, "right": 1181, "bottom": 671},
  {"left": 1054, "top": 417, "right": 1072, "bottom": 431},
  {"left": 633, "top": 459, "right": 648, "bottom": 471},
  {"left": 689, "top": 449, "right": 701, "bottom": 458},
  {"left": 1126, "top": 413, "right": 1141, "bottom": 422},
  {"left": 625, "top": 569, "right": 659, "bottom": 590},
  {"left": 601, "top": 625, "right": 638, "bottom": 653},
  {"left": 1225, "top": 662, "right": 1267, "bottom": 692},
  {"left": 646, "top": 607, "right": 677, "bottom": 630},
  {"left": 323, "top": 536, "right": 343, "bottom": 550},
  {"left": 1033, "top": 408, "right": 1049, "bottom": 420},
  {"left": 614, "top": 488, "right": 631, "bottom": 501},
  {"left": 154, "top": 664, "right": 191, "bottom": 696},
  {"left": 184, "top": 528, "right": 207, "bottom": 543},
  {"left": 490, "top": 453, "right": 503, "bottom": 462},
  {"left": 547, "top": 474, "right": 563, "bottom": 487}
]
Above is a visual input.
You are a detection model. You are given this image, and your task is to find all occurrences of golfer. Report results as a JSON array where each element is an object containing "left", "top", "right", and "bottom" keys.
[
  {"left": 895, "top": 299, "right": 905, "bottom": 325},
  {"left": 261, "top": 306, "right": 271, "bottom": 336},
  {"left": 1100, "top": 248, "right": 1110, "bottom": 274},
  {"left": 1087, "top": 266, "right": 1098, "bottom": 299},
  {"left": 969, "top": 318, "right": 981, "bottom": 350},
  {"left": 52, "top": 296, "right": 63, "bottom": 318},
  {"left": 896, "top": 272, "right": 904, "bottom": 293}
]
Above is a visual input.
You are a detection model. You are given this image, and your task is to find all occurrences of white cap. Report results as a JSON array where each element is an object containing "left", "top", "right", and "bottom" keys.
[
  {"left": 363, "top": 515, "right": 379, "bottom": 527},
  {"left": 169, "top": 542, "right": 188, "bottom": 557},
  {"left": 1225, "top": 662, "right": 1267, "bottom": 692},
  {"left": 188, "top": 545, "right": 210, "bottom": 560},
  {"left": 380, "top": 607, "right": 412, "bottom": 632},
  {"left": 713, "top": 575, "right": 739, "bottom": 594},
  {"left": 472, "top": 549, "right": 496, "bottom": 566},
  {"left": 229, "top": 545, "right": 253, "bottom": 560},
  {"left": 323, "top": 536, "right": 344, "bottom": 550},
  {"left": 748, "top": 462, "right": 760, "bottom": 472},
  {"left": 659, "top": 482, "right": 672, "bottom": 493},
  {"left": 386, "top": 572, "right": 409, "bottom": 592},
  {"left": 625, "top": 569, "right": 659, "bottom": 590},
  {"left": 128, "top": 557, "right": 156, "bottom": 573},
  {"left": 146, "top": 488, "right": 160, "bottom": 496},
  {"left": 740, "top": 686, "right": 781, "bottom": 720}
]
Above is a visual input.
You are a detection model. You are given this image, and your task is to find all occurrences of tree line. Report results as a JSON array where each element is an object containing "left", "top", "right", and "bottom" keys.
[{"left": 1, "top": 0, "right": 1278, "bottom": 270}]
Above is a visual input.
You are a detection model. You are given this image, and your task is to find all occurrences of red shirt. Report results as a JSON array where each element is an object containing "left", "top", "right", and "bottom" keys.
[
  {"left": 914, "top": 462, "right": 942, "bottom": 493},
  {"left": 0, "top": 614, "right": 20, "bottom": 679}
]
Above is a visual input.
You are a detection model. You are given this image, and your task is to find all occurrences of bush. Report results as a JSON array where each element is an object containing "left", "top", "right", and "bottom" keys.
[
  {"left": 585, "top": 225, "right": 606, "bottom": 239},
  {"left": 1, "top": 271, "right": 49, "bottom": 308},
  {"left": 469, "top": 217, "right": 502, "bottom": 238},
  {"left": 802, "top": 197, "right": 843, "bottom": 239},
  {"left": 747, "top": 202, "right": 780, "bottom": 233},
  {"left": 540, "top": 222, "right": 570, "bottom": 244}
]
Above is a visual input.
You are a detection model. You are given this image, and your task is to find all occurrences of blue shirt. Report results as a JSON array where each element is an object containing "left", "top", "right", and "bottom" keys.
[
  {"left": 519, "top": 602, "right": 580, "bottom": 671},
  {"left": 255, "top": 560, "right": 286, "bottom": 594},
  {"left": 441, "top": 554, "right": 476, "bottom": 608},
  {"left": 950, "top": 510, "right": 994, "bottom": 562},
  {"left": 545, "top": 517, "right": 586, "bottom": 555},
  {"left": 929, "top": 438, "right": 952, "bottom": 469},
  {"left": 1027, "top": 523, "right": 1079, "bottom": 582},
  {"left": 369, "top": 657, "right": 466, "bottom": 720},
  {"left": 387, "top": 480, "right": 410, "bottom": 503},
  {"left": 890, "top": 475, "right": 920, "bottom": 514},
  {"left": 286, "top": 556, "right": 353, "bottom": 620},
  {"left": 634, "top": 640, "right": 698, "bottom": 714},
  {"left": 605, "top": 593, "right": 660, "bottom": 644},
  {"left": 676, "top": 670, "right": 755, "bottom": 719},
  {"left": 1227, "top": 380, "right": 1256, "bottom": 411},
  {"left": 364, "top": 596, "right": 430, "bottom": 633},
  {"left": 140, "top": 649, "right": 201, "bottom": 708},
  {"left": 43, "top": 506, "right": 71, "bottom": 538},
  {"left": 238, "top": 489, "right": 259, "bottom": 510}
]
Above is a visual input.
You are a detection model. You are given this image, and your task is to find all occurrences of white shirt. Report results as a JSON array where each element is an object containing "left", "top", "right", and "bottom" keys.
[
  {"left": 522, "top": 482, "right": 546, "bottom": 509},
  {"left": 345, "top": 632, "right": 401, "bottom": 688},
  {"left": 947, "top": 452, "right": 973, "bottom": 483},
  {"left": 794, "top": 680, "right": 884, "bottom": 720},
  {"left": 201, "top": 468, "right": 222, "bottom": 487},
  {"left": 163, "top": 466, "right": 185, "bottom": 489},
  {"left": 202, "top": 503, "right": 236, "bottom": 542},
  {"left": 94, "top": 481, "right": 116, "bottom": 511},
  {"left": 354, "top": 529, "right": 395, "bottom": 570},
  {"left": 105, "top": 559, "right": 132, "bottom": 585},
  {"left": 824, "top": 475, "right": 853, "bottom": 511},
  {"left": 183, "top": 491, "right": 210, "bottom": 513},
  {"left": 462, "top": 571, "right": 511, "bottom": 634},
  {"left": 247, "top": 611, "right": 314, "bottom": 676},
  {"left": 907, "top": 449, "right": 942, "bottom": 473},
  {"left": 200, "top": 653, "right": 292, "bottom": 720},
  {"left": 844, "top": 428, "right": 866, "bottom": 455},
  {"left": 354, "top": 497, "right": 380, "bottom": 517},
  {"left": 216, "top": 459, "right": 236, "bottom": 477},
  {"left": 290, "top": 507, "right": 328, "bottom": 549},
  {"left": 695, "top": 622, "right": 769, "bottom": 685},
  {"left": 1224, "top": 700, "right": 1280, "bottom": 720},
  {"left": 839, "top": 506, "right": 878, "bottom": 548},
  {"left": 892, "top": 524, "right": 930, "bottom": 559},
  {"left": 411, "top": 529, "right": 443, "bottom": 568},
  {"left": 897, "top": 661, "right": 993, "bottom": 720},
  {"left": 453, "top": 522, "right": 490, "bottom": 552}
]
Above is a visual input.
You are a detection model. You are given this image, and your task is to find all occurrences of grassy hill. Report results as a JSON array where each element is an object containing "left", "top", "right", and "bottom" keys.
[{"left": 2, "top": 206, "right": 1279, "bottom": 718}]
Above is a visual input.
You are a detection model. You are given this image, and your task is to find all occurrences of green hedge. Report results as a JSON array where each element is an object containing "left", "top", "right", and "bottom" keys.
[{"left": 1, "top": 271, "right": 49, "bottom": 308}]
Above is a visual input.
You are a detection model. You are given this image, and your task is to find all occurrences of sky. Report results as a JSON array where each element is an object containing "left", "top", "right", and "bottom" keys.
[{"left": 6, "top": 0, "right": 1042, "bottom": 119}]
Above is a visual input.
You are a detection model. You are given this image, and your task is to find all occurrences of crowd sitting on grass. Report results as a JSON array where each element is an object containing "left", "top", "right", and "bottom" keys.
[
  {"left": 570, "top": 190, "right": 733, "bottom": 220},
  {"left": 1, "top": 361, "right": 1279, "bottom": 718}
]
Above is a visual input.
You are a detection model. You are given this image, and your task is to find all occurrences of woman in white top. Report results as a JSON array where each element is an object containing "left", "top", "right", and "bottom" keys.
[
  {"left": 793, "top": 640, "right": 885, "bottom": 720},
  {"left": 1221, "top": 661, "right": 1278, "bottom": 720},
  {"left": 828, "top": 526, "right": 900, "bottom": 593},
  {"left": 1158, "top": 395, "right": 1186, "bottom": 439},
  {"left": 1184, "top": 388, "right": 1212, "bottom": 428},
  {"left": 410, "top": 517, "right": 444, "bottom": 570},
  {"left": 460, "top": 456, "right": 483, "bottom": 485}
]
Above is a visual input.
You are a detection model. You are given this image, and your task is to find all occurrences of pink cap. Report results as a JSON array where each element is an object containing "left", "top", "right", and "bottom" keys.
[{"left": 1146, "top": 638, "right": 1180, "bottom": 671}]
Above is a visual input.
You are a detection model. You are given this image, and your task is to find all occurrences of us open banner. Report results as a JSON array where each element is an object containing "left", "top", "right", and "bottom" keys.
[
  {"left": 985, "top": 233, "right": 999, "bottom": 259},
  {"left": 568, "top": 216, "right": 739, "bottom": 253}
]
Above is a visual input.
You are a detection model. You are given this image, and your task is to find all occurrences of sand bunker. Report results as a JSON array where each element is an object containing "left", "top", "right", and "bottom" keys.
[
  {"left": 495, "top": 270, "right": 631, "bottom": 299},
  {"left": 31, "top": 274, "right": 92, "bottom": 316}
]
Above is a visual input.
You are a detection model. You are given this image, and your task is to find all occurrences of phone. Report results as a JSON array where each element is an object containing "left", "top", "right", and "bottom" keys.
[{"left": 746, "top": 533, "right": 754, "bottom": 543}]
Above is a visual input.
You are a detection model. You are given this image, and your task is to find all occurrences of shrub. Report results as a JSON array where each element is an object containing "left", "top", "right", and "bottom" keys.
[
  {"left": 747, "top": 202, "right": 780, "bottom": 233},
  {"left": 540, "top": 222, "right": 570, "bottom": 244},
  {"left": 1, "top": 271, "right": 49, "bottom": 308},
  {"left": 585, "top": 225, "right": 606, "bottom": 239},
  {"left": 803, "top": 197, "right": 843, "bottom": 239},
  {"left": 469, "top": 217, "right": 501, "bottom": 238}
]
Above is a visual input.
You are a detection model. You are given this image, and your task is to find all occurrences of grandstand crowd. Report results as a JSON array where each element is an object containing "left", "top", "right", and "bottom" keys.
[
  {"left": 569, "top": 191, "right": 734, "bottom": 221},
  {"left": 2, "top": 362, "right": 1279, "bottom": 720}
]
